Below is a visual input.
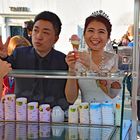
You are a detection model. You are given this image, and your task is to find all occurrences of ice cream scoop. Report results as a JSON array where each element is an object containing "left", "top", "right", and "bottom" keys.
[{"left": 69, "top": 34, "right": 80, "bottom": 51}]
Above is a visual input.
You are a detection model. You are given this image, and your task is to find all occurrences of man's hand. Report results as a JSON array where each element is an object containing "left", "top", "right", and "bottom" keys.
[
  {"left": 0, "top": 59, "right": 12, "bottom": 78},
  {"left": 0, "top": 36, "right": 10, "bottom": 58}
]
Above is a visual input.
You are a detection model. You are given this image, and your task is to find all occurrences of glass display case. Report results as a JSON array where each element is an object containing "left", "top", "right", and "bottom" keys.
[{"left": 0, "top": 69, "right": 132, "bottom": 140}]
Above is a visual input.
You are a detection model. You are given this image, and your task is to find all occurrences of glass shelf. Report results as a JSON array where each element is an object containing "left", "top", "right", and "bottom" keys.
[
  {"left": 0, "top": 121, "right": 116, "bottom": 140},
  {"left": 8, "top": 69, "right": 125, "bottom": 80}
]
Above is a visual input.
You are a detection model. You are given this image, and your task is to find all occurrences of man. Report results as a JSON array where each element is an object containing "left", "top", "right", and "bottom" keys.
[
  {"left": 0, "top": 11, "right": 69, "bottom": 110},
  {"left": 23, "top": 20, "right": 33, "bottom": 44}
]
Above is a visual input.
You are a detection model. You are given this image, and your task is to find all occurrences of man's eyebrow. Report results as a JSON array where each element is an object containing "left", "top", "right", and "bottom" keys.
[
  {"left": 43, "top": 27, "right": 51, "bottom": 31},
  {"left": 34, "top": 26, "right": 51, "bottom": 31}
]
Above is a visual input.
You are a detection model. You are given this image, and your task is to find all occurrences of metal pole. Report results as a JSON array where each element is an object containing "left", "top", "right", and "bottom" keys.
[{"left": 132, "top": 0, "right": 140, "bottom": 139}]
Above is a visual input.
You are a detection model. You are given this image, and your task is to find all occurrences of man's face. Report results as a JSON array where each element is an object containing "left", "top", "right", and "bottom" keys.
[{"left": 32, "top": 20, "right": 58, "bottom": 57}]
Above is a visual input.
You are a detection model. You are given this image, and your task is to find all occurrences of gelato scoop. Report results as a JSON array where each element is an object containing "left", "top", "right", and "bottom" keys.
[{"left": 69, "top": 34, "right": 80, "bottom": 50}]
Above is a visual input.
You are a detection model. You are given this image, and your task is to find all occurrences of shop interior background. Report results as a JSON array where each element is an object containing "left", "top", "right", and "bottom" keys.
[{"left": 0, "top": 0, "right": 134, "bottom": 54}]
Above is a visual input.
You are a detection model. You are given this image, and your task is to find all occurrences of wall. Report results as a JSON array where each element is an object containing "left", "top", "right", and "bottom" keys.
[{"left": 0, "top": 0, "right": 134, "bottom": 54}]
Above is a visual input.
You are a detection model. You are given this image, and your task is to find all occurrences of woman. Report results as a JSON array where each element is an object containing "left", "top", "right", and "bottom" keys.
[
  {"left": 65, "top": 10, "right": 121, "bottom": 104},
  {"left": 0, "top": 59, "right": 12, "bottom": 98},
  {"left": 7, "top": 35, "right": 31, "bottom": 56},
  {"left": 118, "top": 34, "right": 130, "bottom": 46}
]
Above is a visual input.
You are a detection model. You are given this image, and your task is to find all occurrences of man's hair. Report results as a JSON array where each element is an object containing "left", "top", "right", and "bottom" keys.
[
  {"left": 34, "top": 11, "right": 62, "bottom": 36},
  {"left": 24, "top": 20, "right": 34, "bottom": 31}
]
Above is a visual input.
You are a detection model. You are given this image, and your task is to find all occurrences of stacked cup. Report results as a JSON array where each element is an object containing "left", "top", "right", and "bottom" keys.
[
  {"left": 27, "top": 102, "right": 39, "bottom": 122},
  {"left": 90, "top": 102, "right": 102, "bottom": 125},
  {"left": 16, "top": 97, "right": 27, "bottom": 121},
  {"left": 68, "top": 105, "right": 78, "bottom": 123},
  {"left": 79, "top": 102, "right": 89, "bottom": 124},
  {"left": 51, "top": 106, "right": 64, "bottom": 123},
  {"left": 4, "top": 94, "right": 16, "bottom": 121},
  {"left": 101, "top": 101, "right": 114, "bottom": 125},
  {"left": 0, "top": 100, "right": 4, "bottom": 120},
  {"left": 39, "top": 104, "right": 51, "bottom": 122}
]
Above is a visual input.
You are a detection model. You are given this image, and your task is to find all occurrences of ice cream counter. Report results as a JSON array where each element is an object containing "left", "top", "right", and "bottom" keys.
[{"left": 5, "top": 70, "right": 131, "bottom": 139}]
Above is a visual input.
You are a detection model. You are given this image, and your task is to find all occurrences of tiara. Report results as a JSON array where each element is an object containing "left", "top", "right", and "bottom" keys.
[{"left": 91, "top": 10, "right": 110, "bottom": 21}]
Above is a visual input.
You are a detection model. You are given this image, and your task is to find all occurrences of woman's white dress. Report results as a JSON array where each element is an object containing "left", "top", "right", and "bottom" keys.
[{"left": 77, "top": 51, "right": 122, "bottom": 105}]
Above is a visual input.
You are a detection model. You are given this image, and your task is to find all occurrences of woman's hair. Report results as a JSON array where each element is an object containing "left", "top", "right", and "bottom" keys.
[
  {"left": 34, "top": 11, "right": 62, "bottom": 36},
  {"left": 121, "top": 34, "right": 130, "bottom": 41},
  {"left": 84, "top": 10, "right": 112, "bottom": 38},
  {"left": 8, "top": 35, "right": 31, "bottom": 55}
]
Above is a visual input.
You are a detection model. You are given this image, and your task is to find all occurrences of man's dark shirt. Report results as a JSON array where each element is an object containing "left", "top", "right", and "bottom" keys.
[{"left": 6, "top": 46, "right": 69, "bottom": 110}]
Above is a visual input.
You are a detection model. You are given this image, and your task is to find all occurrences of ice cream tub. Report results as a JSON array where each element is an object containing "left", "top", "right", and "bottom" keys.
[
  {"left": 68, "top": 104, "right": 78, "bottom": 124},
  {"left": 16, "top": 97, "right": 27, "bottom": 121},
  {"left": 79, "top": 102, "right": 89, "bottom": 124},
  {"left": 90, "top": 102, "right": 102, "bottom": 124},
  {"left": 101, "top": 101, "right": 114, "bottom": 125},
  {"left": 39, "top": 104, "right": 51, "bottom": 122},
  {"left": 27, "top": 102, "right": 39, "bottom": 122},
  {"left": 4, "top": 94, "right": 16, "bottom": 121}
]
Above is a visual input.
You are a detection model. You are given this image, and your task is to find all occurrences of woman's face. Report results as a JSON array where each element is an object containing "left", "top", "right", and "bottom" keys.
[
  {"left": 84, "top": 20, "right": 109, "bottom": 51},
  {"left": 122, "top": 38, "right": 129, "bottom": 46}
]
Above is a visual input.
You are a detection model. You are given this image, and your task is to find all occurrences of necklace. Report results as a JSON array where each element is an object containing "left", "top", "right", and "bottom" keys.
[
  {"left": 98, "top": 55, "right": 110, "bottom": 76},
  {"left": 88, "top": 49, "right": 106, "bottom": 73},
  {"left": 98, "top": 55, "right": 105, "bottom": 70}
]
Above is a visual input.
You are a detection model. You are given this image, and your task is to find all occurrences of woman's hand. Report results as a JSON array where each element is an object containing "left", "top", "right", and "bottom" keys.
[
  {"left": 0, "top": 59, "right": 12, "bottom": 78},
  {"left": 0, "top": 36, "right": 10, "bottom": 58},
  {"left": 66, "top": 51, "right": 100, "bottom": 72},
  {"left": 77, "top": 51, "right": 90, "bottom": 68},
  {"left": 65, "top": 51, "right": 77, "bottom": 72},
  {"left": 78, "top": 51, "right": 100, "bottom": 72}
]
